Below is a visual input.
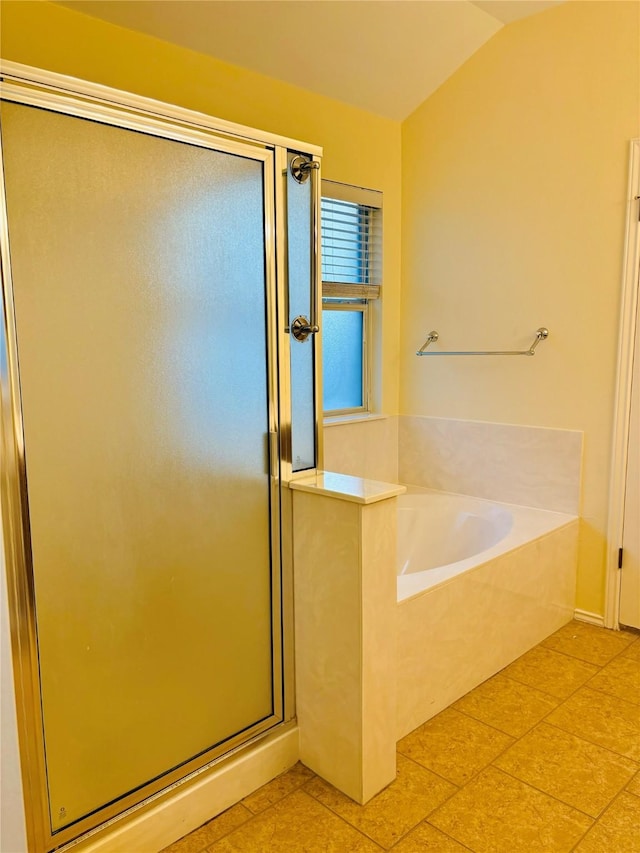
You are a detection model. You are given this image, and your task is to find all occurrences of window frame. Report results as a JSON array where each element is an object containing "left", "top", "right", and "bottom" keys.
[
  {"left": 321, "top": 180, "right": 381, "bottom": 417},
  {"left": 322, "top": 298, "right": 370, "bottom": 416}
]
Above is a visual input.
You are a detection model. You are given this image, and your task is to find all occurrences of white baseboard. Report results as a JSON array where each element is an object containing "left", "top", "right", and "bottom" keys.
[
  {"left": 69, "top": 726, "right": 299, "bottom": 853},
  {"left": 574, "top": 608, "right": 605, "bottom": 627}
]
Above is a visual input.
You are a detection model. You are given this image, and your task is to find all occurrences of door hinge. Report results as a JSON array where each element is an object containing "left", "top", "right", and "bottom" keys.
[{"left": 618, "top": 547, "right": 624, "bottom": 569}]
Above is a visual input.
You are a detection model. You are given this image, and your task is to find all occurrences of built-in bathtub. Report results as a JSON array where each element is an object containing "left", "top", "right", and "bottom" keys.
[{"left": 395, "top": 485, "right": 579, "bottom": 739}]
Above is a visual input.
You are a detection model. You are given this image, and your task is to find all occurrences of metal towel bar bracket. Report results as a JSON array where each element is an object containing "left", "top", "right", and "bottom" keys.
[{"left": 416, "top": 327, "right": 549, "bottom": 357}]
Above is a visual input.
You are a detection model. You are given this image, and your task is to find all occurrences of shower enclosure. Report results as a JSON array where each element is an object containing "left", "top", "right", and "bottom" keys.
[{"left": 0, "top": 63, "right": 321, "bottom": 852}]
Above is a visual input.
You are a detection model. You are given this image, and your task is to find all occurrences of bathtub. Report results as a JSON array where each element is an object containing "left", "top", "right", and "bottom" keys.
[
  {"left": 395, "top": 485, "right": 579, "bottom": 739},
  {"left": 397, "top": 487, "right": 576, "bottom": 602}
]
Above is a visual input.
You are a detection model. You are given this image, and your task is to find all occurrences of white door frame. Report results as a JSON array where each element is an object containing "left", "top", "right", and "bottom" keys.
[{"left": 605, "top": 139, "right": 640, "bottom": 629}]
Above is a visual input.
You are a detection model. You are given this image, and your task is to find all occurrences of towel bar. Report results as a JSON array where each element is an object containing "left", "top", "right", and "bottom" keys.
[{"left": 416, "top": 327, "right": 549, "bottom": 357}]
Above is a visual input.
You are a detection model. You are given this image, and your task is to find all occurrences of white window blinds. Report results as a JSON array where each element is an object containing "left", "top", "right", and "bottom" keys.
[{"left": 321, "top": 181, "right": 382, "bottom": 299}]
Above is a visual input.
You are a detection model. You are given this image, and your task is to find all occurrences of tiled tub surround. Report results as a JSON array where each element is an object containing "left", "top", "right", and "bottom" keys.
[
  {"left": 322, "top": 415, "right": 582, "bottom": 516},
  {"left": 322, "top": 415, "right": 398, "bottom": 483},
  {"left": 398, "top": 416, "right": 582, "bottom": 514}
]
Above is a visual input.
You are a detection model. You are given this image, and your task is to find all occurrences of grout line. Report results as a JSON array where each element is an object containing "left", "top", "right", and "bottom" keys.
[
  {"left": 395, "top": 751, "right": 462, "bottom": 792},
  {"left": 492, "top": 764, "right": 600, "bottom": 821},
  {"left": 303, "top": 753, "right": 465, "bottom": 850},
  {"left": 602, "top": 785, "right": 640, "bottom": 810},
  {"left": 499, "top": 669, "right": 591, "bottom": 703},
  {"left": 594, "top": 645, "right": 639, "bottom": 667},
  {"left": 541, "top": 720, "right": 640, "bottom": 766},
  {"left": 483, "top": 712, "right": 623, "bottom": 821},
  {"left": 423, "top": 820, "right": 476, "bottom": 852},
  {"left": 397, "top": 727, "right": 518, "bottom": 791},
  {"left": 539, "top": 709, "right": 640, "bottom": 763},
  {"left": 250, "top": 786, "right": 387, "bottom": 851},
  {"left": 532, "top": 643, "right": 611, "bottom": 669},
  {"left": 451, "top": 705, "right": 514, "bottom": 737},
  {"left": 540, "top": 631, "right": 637, "bottom": 667},
  {"left": 386, "top": 816, "right": 476, "bottom": 852},
  {"left": 568, "top": 816, "right": 599, "bottom": 852},
  {"left": 622, "top": 638, "right": 640, "bottom": 650},
  {"left": 300, "top": 780, "right": 387, "bottom": 850},
  {"left": 478, "top": 670, "right": 566, "bottom": 703},
  {"left": 204, "top": 795, "right": 292, "bottom": 851},
  {"left": 582, "top": 676, "right": 640, "bottom": 707},
  {"left": 241, "top": 769, "right": 315, "bottom": 815},
  {"left": 484, "top": 715, "right": 638, "bottom": 806},
  {"left": 218, "top": 774, "right": 386, "bottom": 853},
  {"left": 554, "top": 682, "right": 640, "bottom": 718},
  {"left": 538, "top": 646, "right": 621, "bottom": 667},
  {"left": 475, "top": 656, "right": 640, "bottom": 827},
  {"left": 568, "top": 784, "right": 638, "bottom": 852},
  {"left": 452, "top": 702, "right": 545, "bottom": 740}
]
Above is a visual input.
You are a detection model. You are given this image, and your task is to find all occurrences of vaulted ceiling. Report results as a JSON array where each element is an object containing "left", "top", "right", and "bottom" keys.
[{"left": 55, "top": 1, "right": 564, "bottom": 120}]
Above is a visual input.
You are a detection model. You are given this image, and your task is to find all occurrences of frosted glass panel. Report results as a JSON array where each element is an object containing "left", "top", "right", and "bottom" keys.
[
  {"left": 287, "top": 155, "right": 316, "bottom": 472},
  {"left": 322, "top": 309, "right": 364, "bottom": 411},
  {"left": 1, "top": 103, "right": 276, "bottom": 830}
]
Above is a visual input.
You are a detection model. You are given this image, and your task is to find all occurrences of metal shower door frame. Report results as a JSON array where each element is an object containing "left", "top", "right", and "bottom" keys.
[{"left": 0, "top": 61, "right": 321, "bottom": 853}]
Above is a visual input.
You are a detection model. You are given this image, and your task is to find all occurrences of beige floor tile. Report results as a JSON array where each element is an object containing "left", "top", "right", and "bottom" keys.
[
  {"left": 452, "top": 673, "right": 559, "bottom": 737},
  {"left": 494, "top": 722, "right": 639, "bottom": 817},
  {"left": 541, "top": 620, "right": 636, "bottom": 666},
  {"left": 397, "top": 707, "right": 514, "bottom": 785},
  {"left": 161, "top": 804, "right": 253, "bottom": 853},
  {"left": 623, "top": 637, "right": 640, "bottom": 662},
  {"left": 628, "top": 770, "right": 640, "bottom": 796},
  {"left": 573, "top": 791, "right": 640, "bottom": 852},
  {"left": 587, "top": 655, "right": 640, "bottom": 704},
  {"left": 429, "top": 766, "right": 593, "bottom": 853},
  {"left": 546, "top": 686, "right": 640, "bottom": 761},
  {"left": 242, "top": 762, "right": 315, "bottom": 814},
  {"left": 392, "top": 821, "right": 470, "bottom": 851},
  {"left": 303, "top": 754, "right": 456, "bottom": 849},
  {"left": 207, "top": 790, "right": 381, "bottom": 852},
  {"left": 503, "top": 645, "right": 599, "bottom": 699}
]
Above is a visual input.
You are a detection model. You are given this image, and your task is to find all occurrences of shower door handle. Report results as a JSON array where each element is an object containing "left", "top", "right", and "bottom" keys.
[
  {"left": 290, "top": 315, "right": 319, "bottom": 342},
  {"left": 287, "top": 155, "right": 320, "bottom": 345}
]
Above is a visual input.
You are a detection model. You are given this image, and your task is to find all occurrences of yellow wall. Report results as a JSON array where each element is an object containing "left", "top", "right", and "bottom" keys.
[
  {"left": 401, "top": 0, "right": 640, "bottom": 614},
  {"left": 0, "top": 0, "right": 402, "bottom": 415}
]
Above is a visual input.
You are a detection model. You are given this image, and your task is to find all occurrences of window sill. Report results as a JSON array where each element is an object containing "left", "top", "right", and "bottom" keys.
[{"left": 323, "top": 413, "right": 389, "bottom": 428}]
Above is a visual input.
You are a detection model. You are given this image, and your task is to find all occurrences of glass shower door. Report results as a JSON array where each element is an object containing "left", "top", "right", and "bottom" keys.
[{"left": 1, "top": 101, "right": 280, "bottom": 834}]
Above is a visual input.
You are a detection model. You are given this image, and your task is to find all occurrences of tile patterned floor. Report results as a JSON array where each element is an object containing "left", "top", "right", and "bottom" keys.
[{"left": 162, "top": 621, "right": 640, "bottom": 852}]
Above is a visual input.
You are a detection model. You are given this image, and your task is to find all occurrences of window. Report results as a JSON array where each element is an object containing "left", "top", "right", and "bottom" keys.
[{"left": 321, "top": 181, "right": 382, "bottom": 415}]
